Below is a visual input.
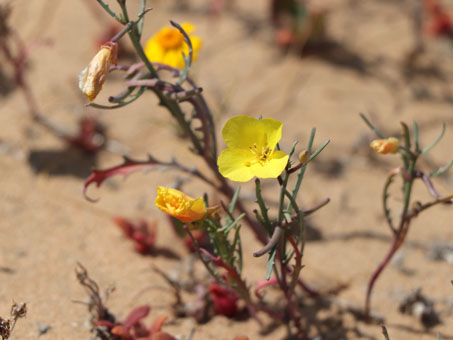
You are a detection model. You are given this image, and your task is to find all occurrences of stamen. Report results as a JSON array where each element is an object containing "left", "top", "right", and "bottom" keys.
[{"left": 246, "top": 143, "right": 273, "bottom": 167}]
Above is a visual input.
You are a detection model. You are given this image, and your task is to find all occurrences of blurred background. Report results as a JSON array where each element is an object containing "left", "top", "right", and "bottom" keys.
[{"left": 0, "top": 1, "right": 452, "bottom": 339}]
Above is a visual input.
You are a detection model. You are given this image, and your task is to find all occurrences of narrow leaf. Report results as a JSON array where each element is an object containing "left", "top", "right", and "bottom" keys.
[
  {"left": 429, "top": 160, "right": 453, "bottom": 178},
  {"left": 220, "top": 213, "right": 246, "bottom": 234},
  {"left": 383, "top": 173, "right": 397, "bottom": 234},
  {"left": 413, "top": 121, "right": 420, "bottom": 153},
  {"left": 229, "top": 186, "right": 241, "bottom": 215},
  {"left": 308, "top": 140, "right": 330, "bottom": 163},
  {"left": 422, "top": 123, "right": 446, "bottom": 154},
  {"left": 265, "top": 247, "right": 277, "bottom": 280},
  {"left": 400, "top": 121, "right": 411, "bottom": 149},
  {"left": 360, "top": 113, "right": 385, "bottom": 138}
]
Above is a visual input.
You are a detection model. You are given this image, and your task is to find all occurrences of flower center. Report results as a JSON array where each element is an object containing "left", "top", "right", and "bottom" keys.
[
  {"left": 157, "top": 28, "right": 184, "bottom": 50},
  {"left": 245, "top": 143, "right": 273, "bottom": 167}
]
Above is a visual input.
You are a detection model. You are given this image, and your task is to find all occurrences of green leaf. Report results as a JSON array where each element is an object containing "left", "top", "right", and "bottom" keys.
[
  {"left": 266, "top": 247, "right": 277, "bottom": 280},
  {"left": 229, "top": 186, "right": 241, "bottom": 215},
  {"left": 233, "top": 226, "right": 243, "bottom": 274},
  {"left": 288, "top": 140, "right": 299, "bottom": 159},
  {"left": 308, "top": 140, "right": 330, "bottom": 163},
  {"left": 429, "top": 160, "right": 453, "bottom": 178},
  {"left": 383, "top": 174, "right": 397, "bottom": 234},
  {"left": 413, "top": 121, "right": 420, "bottom": 153},
  {"left": 400, "top": 122, "right": 411, "bottom": 149},
  {"left": 87, "top": 87, "right": 145, "bottom": 109},
  {"left": 288, "top": 127, "right": 317, "bottom": 213},
  {"left": 220, "top": 213, "right": 246, "bottom": 234},
  {"left": 96, "top": 0, "right": 123, "bottom": 22},
  {"left": 360, "top": 113, "right": 385, "bottom": 138},
  {"left": 307, "top": 127, "right": 316, "bottom": 152},
  {"left": 422, "top": 123, "right": 446, "bottom": 155},
  {"left": 255, "top": 178, "right": 272, "bottom": 234}
]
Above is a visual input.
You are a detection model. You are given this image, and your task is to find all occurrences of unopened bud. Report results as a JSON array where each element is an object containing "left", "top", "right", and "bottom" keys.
[
  {"left": 370, "top": 137, "right": 399, "bottom": 154},
  {"left": 298, "top": 150, "right": 310, "bottom": 165},
  {"left": 78, "top": 42, "right": 118, "bottom": 101}
]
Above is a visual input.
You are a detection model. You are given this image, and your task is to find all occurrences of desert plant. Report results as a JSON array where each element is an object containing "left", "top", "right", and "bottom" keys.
[{"left": 361, "top": 114, "right": 452, "bottom": 319}]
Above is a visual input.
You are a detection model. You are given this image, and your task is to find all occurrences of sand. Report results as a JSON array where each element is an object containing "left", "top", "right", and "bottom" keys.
[{"left": 1, "top": 0, "right": 452, "bottom": 339}]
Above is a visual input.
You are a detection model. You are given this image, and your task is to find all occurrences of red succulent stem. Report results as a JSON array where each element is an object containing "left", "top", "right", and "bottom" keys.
[{"left": 364, "top": 223, "right": 409, "bottom": 319}]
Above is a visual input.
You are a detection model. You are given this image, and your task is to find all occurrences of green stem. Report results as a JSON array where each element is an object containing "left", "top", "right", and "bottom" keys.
[
  {"left": 401, "top": 160, "right": 417, "bottom": 219},
  {"left": 277, "top": 172, "right": 290, "bottom": 225},
  {"left": 96, "top": 0, "right": 123, "bottom": 22},
  {"left": 117, "top": 0, "right": 130, "bottom": 22},
  {"left": 255, "top": 179, "right": 272, "bottom": 234},
  {"left": 290, "top": 128, "right": 316, "bottom": 205},
  {"left": 138, "top": 0, "right": 146, "bottom": 37}
]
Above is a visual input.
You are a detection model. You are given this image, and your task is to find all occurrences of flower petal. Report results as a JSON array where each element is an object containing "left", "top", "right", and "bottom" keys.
[
  {"left": 217, "top": 148, "right": 255, "bottom": 182},
  {"left": 222, "top": 115, "right": 263, "bottom": 149},
  {"left": 162, "top": 49, "right": 184, "bottom": 68},
  {"left": 181, "top": 22, "right": 195, "bottom": 34},
  {"left": 249, "top": 150, "right": 288, "bottom": 179},
  {"left": 155, "top": 187, "right": 206, "bottom": 223},
  {"left": 144, "top": 38, "right": 165, "bottom": 63},
  {"left": 260, "top": 118, "right": 283, "bottom": 150}
]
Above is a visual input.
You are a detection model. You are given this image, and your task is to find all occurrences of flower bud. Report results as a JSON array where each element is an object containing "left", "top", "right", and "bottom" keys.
[
  {"left": 155, "top": 186, "right": 206, "bottom": 223},
  {"left": 370, "top": 137, "right": 399, "bottom": 154},
  {"left": 78, "top": 42, "right": 118, "bottom": 101},
  {"left": 298, "top": 150, "right": 310, "bottom": 165}
]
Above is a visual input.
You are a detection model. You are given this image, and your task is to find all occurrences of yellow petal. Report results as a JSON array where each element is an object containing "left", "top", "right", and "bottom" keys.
[
  {"left": 155, "top": 186, "right": 206, "bottom": 223},
  {"left": 162, "top": 49, "right": 184, "bottom": 68},
  {"left": 181, "top": 22, "right": 195, "bottom": 34},
  {"left": 249, "top": 150, "right": 289, "bottom": 179},
  {"left": 260, "top": 118, "right": 283, "bottom": 150},
  {"left": 222, "top": 115, "right": 284, "bottom": 150},
  {"left": 185, "top": 198, "right": 206, "bottom": 222},
  {"left": 370, "top": 137, "right": 399, "bottom": 154},
  {"left": 217, "top": 148, "right": 255, "bottom": 182},
  {"left": 144, "top": 38, "right": 165, "bottom": 63},
  {"left": 222, "top": 115, "right": 263, "bottom": 149}
]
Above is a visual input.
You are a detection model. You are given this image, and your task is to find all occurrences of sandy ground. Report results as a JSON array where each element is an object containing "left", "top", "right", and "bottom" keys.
[{"left": 1, "top": 0, "right": 453, "bottom": 339}]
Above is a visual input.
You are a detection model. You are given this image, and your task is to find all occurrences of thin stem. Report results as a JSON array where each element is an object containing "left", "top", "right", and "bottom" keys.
[
  {"left": 255, "top": 178, "right": 273, "bottom": 234},
  {"left": 96, "top": 0, "right": 123, "bottom": 22},
  {"left": 365, "top": 157, "right": 417, "bottom": 318},
  {"left": 138, "top": 0, "right": 146, "bottom": 37},
  {"left": 185, "top": 228, "right": 222, "bottom": 283},
  {"left": 110, "top": 21, "right": 133, "bottom": 42},
  {"left": 364, "top": 229, "right": 406, "bottom": 318}
]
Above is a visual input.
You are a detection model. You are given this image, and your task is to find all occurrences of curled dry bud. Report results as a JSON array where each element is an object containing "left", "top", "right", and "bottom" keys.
[
  {"left": 298, "top": 150, "right": 310, "bottom": 165},
  {"left": 79, "top": 42, "right": 118, "bottom": 101},
  {"left": 370, "top": 137, "right": 399, "bottom": 154}
]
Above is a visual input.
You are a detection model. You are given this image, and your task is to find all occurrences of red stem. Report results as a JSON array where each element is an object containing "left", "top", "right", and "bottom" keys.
[{"left": 365, "top": 225, "right": 408, "bottom": 318}]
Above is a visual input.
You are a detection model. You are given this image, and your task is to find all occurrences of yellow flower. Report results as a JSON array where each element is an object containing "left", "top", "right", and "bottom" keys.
[
  {"left": 217, "top": 115, "right": 289, "bottom": 182},
  {"left": 155, "top": 186, "right": 206, "bottom": 223},
  {"left": 144, "top": 22, "right": 202, "bottom": 69},
  {"left": 78, "top": 42, "right": 118, "bottom": 101},
  {"left": 370, "top": 137, "right": 400, "bottom": 154}
]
